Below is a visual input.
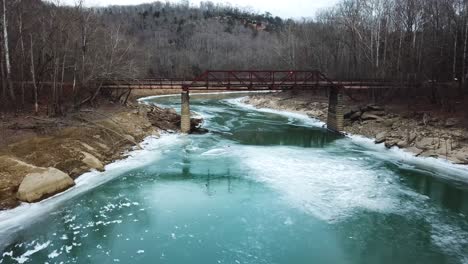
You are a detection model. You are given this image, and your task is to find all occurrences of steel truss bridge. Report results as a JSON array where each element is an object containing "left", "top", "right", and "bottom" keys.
[
  {"left": 99, "top": 70, "right": 408, "bottom": 91},
  {"left": 99, "top": 70, "right": 418, "bottom": 134}
]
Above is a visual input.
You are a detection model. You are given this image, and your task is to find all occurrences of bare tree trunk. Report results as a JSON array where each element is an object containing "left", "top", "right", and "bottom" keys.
[
  {"left": 59, "top": 54, "right": 66, "bottom": 114},
  {"left": 18, "top": 6, "right": 26, "bottom": 108},
  {"left": 30, "top": 34, "right": 38, "bottom": 115},
  {"left": 0, "top": 45, "right": 6, "bottom": 106},
  {"left": 2, "top": 0, "right": 15, "bottom": 102},
  {"left": 453, "top": 34, "right": 458, "bottom": 80},
  {"left": 462, "top": 17, "right": 468, "bottom": 94},
  {"left": 72, "top": 61, "right": 77, "bottom": 107}
]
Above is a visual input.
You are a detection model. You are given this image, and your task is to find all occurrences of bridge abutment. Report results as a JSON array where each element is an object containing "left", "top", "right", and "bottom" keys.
[
  {"left": 181, "top": 90, "right": 191, "bottom": 134},
  {"left": 327, "top": 86, "right": 344, "bottom": 133}
]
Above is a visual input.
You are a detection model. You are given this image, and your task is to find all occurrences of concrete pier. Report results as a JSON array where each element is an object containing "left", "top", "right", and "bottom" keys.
[
  {"left": 181, "top": 90, "right": 191, "bottom": 133},
  {"left": 326, "top": 86, "right": 344, "bottom": 133}
]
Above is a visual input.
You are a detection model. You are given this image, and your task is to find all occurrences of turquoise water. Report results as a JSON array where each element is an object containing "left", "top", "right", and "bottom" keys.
[{"left": 1, "top": 93, "right": 468, "bottom": 264}]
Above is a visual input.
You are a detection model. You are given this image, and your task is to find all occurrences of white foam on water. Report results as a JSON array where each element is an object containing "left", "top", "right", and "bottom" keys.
[
  {"left": 0, "top": 134, "right": 182, "bottom": 249},
  {"left": 201, "top": 148, "right": 230, "bottom": 156},
  {"left": 235, "top": 145, "right": 400, "bottom": 222}
]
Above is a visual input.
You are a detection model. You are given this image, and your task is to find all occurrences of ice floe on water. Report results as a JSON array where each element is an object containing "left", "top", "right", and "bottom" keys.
[
  {"left": 233, "top": 143, "right": 468, "bottom": 260},
  {"left": 234, "top": 145, "right": 400, "bottom": 222}
]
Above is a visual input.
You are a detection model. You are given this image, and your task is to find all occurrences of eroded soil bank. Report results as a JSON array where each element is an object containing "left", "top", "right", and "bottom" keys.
[
  {"left": 244, "top": 91, "right": 468, "bottom": 165},
  {"left": 0, "top": 101, "right": 200, "bottom": 210}
]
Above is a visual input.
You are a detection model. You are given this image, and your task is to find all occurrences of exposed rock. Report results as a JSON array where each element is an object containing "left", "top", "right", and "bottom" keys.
[
  {"left": 17, "top": 167, "right": 75, "bottom": 203},
  {"left": 455, "top": 151, "right": 468, "bottom": 164},
  {"left": 444, "top": 118, "right": 459, "bottom": 128},
  {"left": 80, "top": 142, "right": 96, "bottom": 152},
  {"left": 406, "top": 147, "right": 424, "bottom": 156},
  {"left": 415, "top": 137, "right": 438, "bottom": 150},
  {"left": 408, "top": 132, "right": 418, "bottom": 144},
  {"left": 344, "top": 108, "right": 360, "bottom": 119},
  {"left": 349, "top": 111, "right": 362, "bottom": 121},
  {"left": 366, "top": 105, "right": 384, "bottom": 111},
  {"left": 375, "top": 132, "right": 387, "bottom": 144},
  {"left": 138, "top": 105, "right": 151, "bottom": 116},
  {"left": 397, "top": 140, "right": 408, "bottom": 148},
  {"left": 123, "top": 134, "right": 136, "bottom": 143},
  {"left": 435, "top": 139, "right": 453, "bottom": 156},
  {"left": 385, "top": 139, "right": 399, "bottom": 148},
  {"left": 383, "top": 119, "right": 395, "bottom": 128},
  {"left": 366, "top": 110, "right": 386, "bottom": 116},
  {"left": 361, "top": 113, "right": 384, "bottom": 121},
  {"left": 81, "top": 151, "right": 104, "bottom": 171},
  {"left": 420, "top": 150, "right": 439, "bottom": 158}
]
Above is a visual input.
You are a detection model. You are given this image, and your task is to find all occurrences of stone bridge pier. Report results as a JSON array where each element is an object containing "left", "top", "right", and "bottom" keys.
[
  {"left": 181, "top": 90, "right": 191, "bottom": 134},
  {"left": 326, "top": 86, "right": 344, "bottom": 133}
]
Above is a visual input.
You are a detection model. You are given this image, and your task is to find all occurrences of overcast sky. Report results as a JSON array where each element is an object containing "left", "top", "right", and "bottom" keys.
[{"left": 65, "top": 0, "right": 340, "bottom": 19}]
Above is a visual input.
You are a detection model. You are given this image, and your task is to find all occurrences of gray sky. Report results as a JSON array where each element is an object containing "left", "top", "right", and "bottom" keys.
[{"left": 65, "top": 0, "right": 340, "bottom": 19}]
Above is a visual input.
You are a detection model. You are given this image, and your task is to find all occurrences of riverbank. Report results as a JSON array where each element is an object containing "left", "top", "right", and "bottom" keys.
[
  {"left": 244, "top": 91, "right": 468, "bottom": 165},
  {"left": 0, "top": 99, "right": 196, "bottom": 210}
]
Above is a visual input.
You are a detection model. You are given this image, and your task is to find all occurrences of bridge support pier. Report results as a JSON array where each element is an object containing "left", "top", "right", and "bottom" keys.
[
  {"left": 327, "top": 86, "right": 344, "bottom": 133},
  {"left": 181, "top": 90, "right": 191, "bottom": 134}
]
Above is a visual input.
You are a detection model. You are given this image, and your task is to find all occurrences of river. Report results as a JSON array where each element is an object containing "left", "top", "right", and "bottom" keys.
[{"left": 0, "top": 93, "right": 468, "bottom": 264}]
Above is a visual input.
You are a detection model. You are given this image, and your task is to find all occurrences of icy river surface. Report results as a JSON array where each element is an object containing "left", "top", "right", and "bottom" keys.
[{"left": 1, "top": 93, "right": 468, "bottom": 264}]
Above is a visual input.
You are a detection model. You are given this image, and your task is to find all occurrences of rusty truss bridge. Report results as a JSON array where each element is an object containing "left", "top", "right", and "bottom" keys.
[
  {"left": 100, "top": 70, "right": 403, "bottom": 91},
  {"left": 100, "top": 70, "right": 412, "bottom": 134}
]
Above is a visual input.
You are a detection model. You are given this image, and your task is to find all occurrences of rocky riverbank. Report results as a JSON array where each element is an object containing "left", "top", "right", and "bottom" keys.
[
  {"left": 244, "top": 92, "right": 468, "bottom": 165},
  {"left": 0, "top": 102, "right": 202, "bottom": 210}
]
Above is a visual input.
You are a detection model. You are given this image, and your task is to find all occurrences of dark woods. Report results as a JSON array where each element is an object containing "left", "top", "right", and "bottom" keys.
[{"left": 1, "top": 0, "right": 468, "bottom": 114}]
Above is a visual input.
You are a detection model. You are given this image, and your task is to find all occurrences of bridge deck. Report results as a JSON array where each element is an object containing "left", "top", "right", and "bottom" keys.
[{"left": 100, "top": 70, "right": 416, "bottom": 91}]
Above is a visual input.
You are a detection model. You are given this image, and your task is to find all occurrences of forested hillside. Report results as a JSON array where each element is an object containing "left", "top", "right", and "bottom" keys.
[{"left": 1, "top": 0, "right": 468, "bottom": 112}]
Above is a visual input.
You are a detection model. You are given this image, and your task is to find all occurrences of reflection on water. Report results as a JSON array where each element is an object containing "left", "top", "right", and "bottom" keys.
[
  {"left": 396, "top": 164, "right": 468, "bottom": 216},
  {"left": 229, "top": 126, "right": 341, "bottom": 147}
]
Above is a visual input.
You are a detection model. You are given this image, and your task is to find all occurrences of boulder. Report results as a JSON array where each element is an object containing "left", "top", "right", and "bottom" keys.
[
  {"left": 406, "top": 147, "right": 424, "bottom": 156},
  {"left": 344, "top": 107, "right": 360, "bottom": 118},
  {"left": 385, "top": 139, "right": 399, "bottom": 148},
  {"left": 383, "top": 119, "right": 395, "bottom": 128},
  {"left": 124, "top": 134, "right": 136, "bottom": 143},
  {"left": 454, "top": 148, "right": 468, "bottom": 163},
  {"left": 349, "top": 111, "right": 362, "bottom": 121},
  {"left": 17, "top": 167, "right": 75, "bottom": 203},
  {"left": 408, "top": 132, "right": 418, "bottom": 144},
  {"left": 444, "top": 118, "right": 459, "bottom": 128},
  {"left": 415, "top": 137, "right": 438, "bottom": 150},
  {"left": 366, "top": 110, "right": 386, "bottom": 116},
  {"left": 375, "top": 132, "right": 387, "bottom": 144},
  {"left": 81, "top": 151, "right": 104, "bottom": 171},
  {"left": 435, "top": 139, "right": 453, "bottom": 156},
  {"left": 397, "top": 140, "right": 408, "bottom": 148},
  {"left": 361, "top": 113, "right": 384, "bottom": 121}
]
